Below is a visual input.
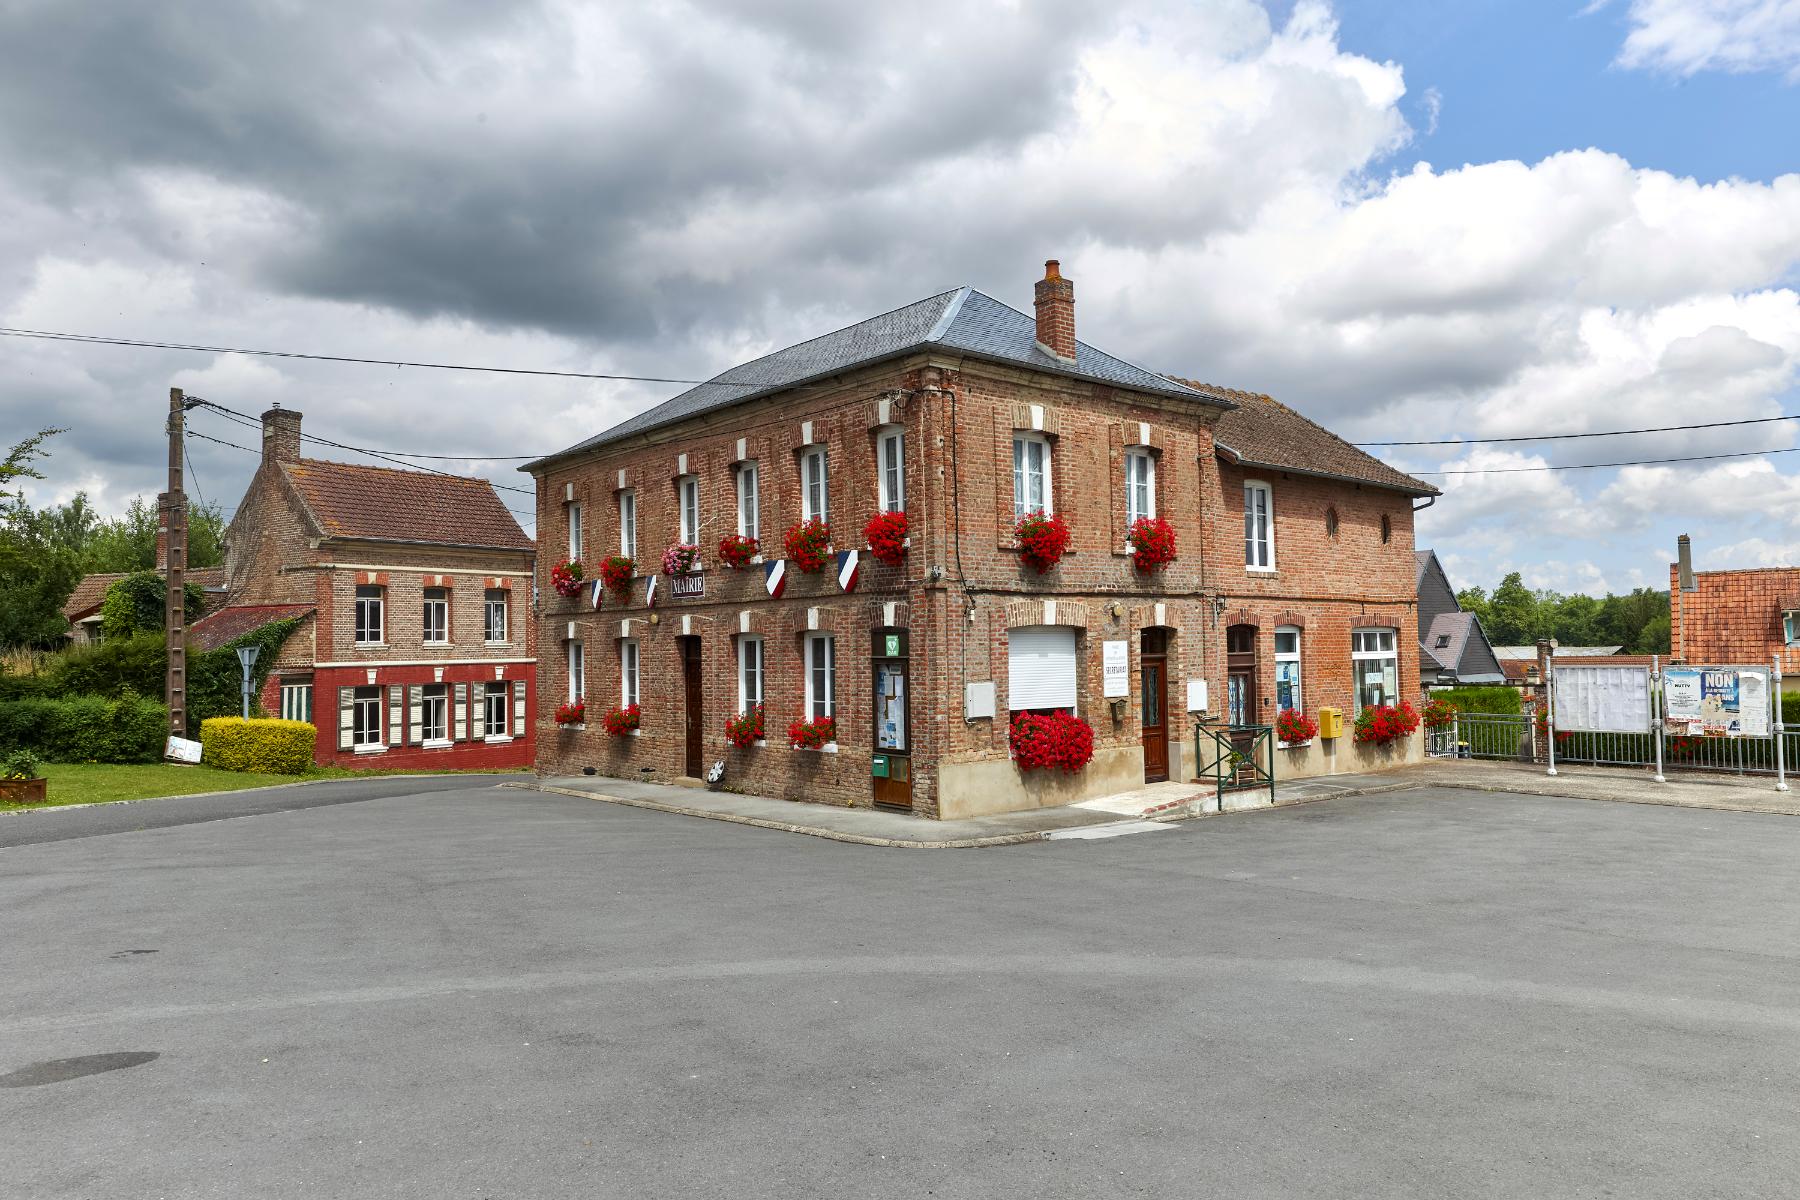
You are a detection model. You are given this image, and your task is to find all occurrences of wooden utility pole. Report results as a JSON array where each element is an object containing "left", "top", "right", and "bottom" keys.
[{"left": 165, "top": 387, "right": 189, "bottom": 748}]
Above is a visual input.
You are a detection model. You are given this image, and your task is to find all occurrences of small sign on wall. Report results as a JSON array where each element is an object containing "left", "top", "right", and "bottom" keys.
[
  {"left": 1186, "top": 679, "right": 1209, "bottom": 712},
  {"left": 671, "top": 572, "right": 705, "bottom": 599},
  {"left": 1102, "top": 640, "right": 1130, "bottom": 699}
]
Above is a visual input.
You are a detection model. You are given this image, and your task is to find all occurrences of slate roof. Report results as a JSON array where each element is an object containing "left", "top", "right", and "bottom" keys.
[
  {"left": 281, "top": 460, "right": 533, "bottom": 551},
  {"left": 525, "top": 287, "right": 1226, "bottom": 469},
  {"left": 1169, "top": 382, "right": 1438, "bottom": 498},
  {"left": 1415, "top": 550, "right": 1433, "bottom": 586},
  {"left": 188, "top": 603, "right": 316, "bottom": 653},
  {"left": 62, "top": 568, "right": 226, "bottom": 623},
  {"left": 1492, "top": 645, "right": 1624, "bottom": 660}
]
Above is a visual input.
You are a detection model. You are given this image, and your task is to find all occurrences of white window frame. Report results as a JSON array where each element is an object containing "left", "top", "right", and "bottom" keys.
[
  {"left": 620, "top": 639, "right": 640, "bottom": 709},
  {"left": 736, "top": 462, "right": 760, "bottom": 540},
  {"left": 421, "top": 684, "right": 449, "bottom": 745},
  {"left": 1244, "top": 480, "right": 1274, "bottom": 572},
  {"left": 1125, "top": 448, "right": 1156, "bottom": 527},
  {"left": 1352, "top": 627, "right": 1399, "bottom": 712},
  {"left": 354, "top": 585, "right": 384, "bottom": 646},
  {"left": 1784, "top": 609, "right": 1799, "bottom": 646},
  {"left": 737, "top": 636, "right": 765, "bottom": 716},
  {"left": 877, "top": 427, "right": 905, "bottom": 513},
  {"left": 619, "top": 490, "right": 637, "bottom": 559},
  {"left": 279, "top": 681, "right": 313, "bottom": 724},
  {"left": 801, "top": 447, "right": 830, "bottom": 524},
  {"left": 678, "top": 476, "right": 700, "bottom": 546},
  {"left": 483, "top": 681, "right": 510, "bottom": 740},
  {"left": 804, "top": 633, "right": 835, "bottom": 721},
  {"left": 1013, "top": 433, "right": 1052, "bottom": 519},
  {"left": 422, "top": 587, "right": 449, "bottom": 645},
  {"left": 483, "top": 589, "right": 508, "bottom": 645},
  {"left": 568, "top": 640, "right": 585, "bottom": 703},
  {"left": 1274, "top": 626, "right": 1302, "bottom": 734},
  {"left": 567, "top": 501, "right": 583, "bottom": 561},
  {"left": 351, "top": 686, "right": 382, "bottom": 747}
]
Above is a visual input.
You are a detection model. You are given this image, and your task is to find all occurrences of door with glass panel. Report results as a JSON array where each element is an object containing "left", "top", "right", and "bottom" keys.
[{"left": 1141, "top": 628, "right": 1168, "bottom": 782}]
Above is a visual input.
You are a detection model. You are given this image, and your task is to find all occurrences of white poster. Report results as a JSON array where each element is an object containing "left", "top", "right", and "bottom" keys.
[
  {"left": 1102, "top": 640, "right": 1130, "bottom": 699},
  {"left": 1737, "top": 670, "right": 1769, "bottom": 738},
  {"left": 165, "top": 736, "right": 203, "bottom": 764},
  {"left": 1553, "top": 666, "right": 1650, "bottom": 733},
  {"left": 1663, "top": 666, "right": 1770, "bottom": 737}
]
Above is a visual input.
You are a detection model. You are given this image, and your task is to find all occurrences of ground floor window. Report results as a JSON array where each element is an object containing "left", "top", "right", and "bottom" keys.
[
  {"left": 1274, "top": 626, "right": 1302, "bottom": 713},
  {"left": 280, "top": 680, "right": 313, "bottom": 724},
  {"left": 483, "top": 682, "right": 509, "bottom": 738},
  {"left": 422, "top": 684, "right": 448, "bottom": 743},
  {"left": 738, "top": 636, "right": 764, "bottom": 713},
  {"left": 804, "top": 633, "right": 835, "bottom": 719},
  {"left": 568, "top": 641, "right": 585, "bottom": 702},
  {"left": 352, "top": 686, "right": 382, "bottom": 747},
  {"left": 1353, "top": 628, "right": 1398, "bottom": 711},
  {"left": 1008, "top": 626, "right": 1078, "bottom": 712},
  {"left": 621, "top": 639, "right": 640, "bottom": 708}
]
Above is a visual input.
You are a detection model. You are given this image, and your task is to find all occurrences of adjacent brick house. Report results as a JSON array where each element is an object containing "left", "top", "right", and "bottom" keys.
[
  {"left": 212, "top": 407, "right": 537, "bottom": 768},
  {"left": 1670, "top": 536, "right": 1800, "bottom": 695},
  {"left": 524, "top": 262, "right": 1433, "bottom": 818}
]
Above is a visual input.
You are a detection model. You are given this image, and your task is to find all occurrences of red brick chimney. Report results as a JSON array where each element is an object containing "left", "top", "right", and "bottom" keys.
[
  {"left": 1034, "top": 259, "right": 1076, "bottom": 363},
  {"left": 262, "top": 405, "right": 303, "bottom": 465}
]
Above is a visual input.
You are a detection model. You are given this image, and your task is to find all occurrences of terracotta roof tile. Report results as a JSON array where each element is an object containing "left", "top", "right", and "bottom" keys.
[
  {"left": 1169, "top": 380, "right": 1438, "bottom": 497},
  {"left": 61, "top": 567, "right": 226, "bottom": 622},
  {"left": 188, "top": 603, "right": 315, "bottom": 652},
  {"left": 281, "top": 459, "right": 532, "bottom": 551}
]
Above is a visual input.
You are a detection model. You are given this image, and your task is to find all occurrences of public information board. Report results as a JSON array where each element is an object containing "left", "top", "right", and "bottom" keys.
[
  {"left": 1552, "top": 665, "right": 1650, "bottom": 733},
  {"left": 1663, "top": 667, "right": 1769, "bottom": 737}
]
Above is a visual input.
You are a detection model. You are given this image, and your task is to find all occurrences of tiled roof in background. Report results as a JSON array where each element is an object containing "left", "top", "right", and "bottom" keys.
[
  {"left": 281, "top": 460, "right": 533, "bottom": 550},
  {"left": 61, "top": 568, "right": 226, "bottom": 622},
  {"left": 1171, "top": 381, "right": 1438, "bottom": 498},
  {"left": 189, "top": 603, "right": 315, "bottom": 652}
]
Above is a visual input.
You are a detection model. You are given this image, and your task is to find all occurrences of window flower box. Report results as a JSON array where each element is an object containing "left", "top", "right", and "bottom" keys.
[
  {"left": 603, "top": 703, "right": 642, "bottom": 737},
  {"left": 1354, "top": 701, "right": 1420, "bottom": 746},
  {"left": 725, "top": 705, "right": 765, "bottom": 748},
  {"left": 662, "top": 544, "right": 701, "bottom": 576},
  {"left": 1015, "top": 510, "right": 1071, "bottom": 573},
  {"left": 1126, "top": 515, "right": 1176, "bottom": 572},
  {"left": 788, "top": 715, "right": 835, "bottom": 749},
  {"left": 864, "top": 511, "right": 908, "bottom": 567},
  {"left": 718, "top": 534, "right": 759, "bottom": 571},
  {"left": 555, "top": 699, "right": 587, "bottom": 727},
  {"left": 784, "top": 519, "right": 832, "bottom": 574},
  {"left": 1008, "top": 710, "right": 1094, "bottom": 772},
  {"left": 1274, "top": 708, "right": 1318, "bottom": 747},
  {"left": 599, "top": 555, "right": 635, "bottom": 594},
  {"left": 549, "top": 559, "right": 585, "bottom": 598}
]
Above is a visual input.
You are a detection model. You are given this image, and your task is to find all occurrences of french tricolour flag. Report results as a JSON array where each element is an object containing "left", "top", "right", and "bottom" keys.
[
  {"left": 644, "top": 574, "right": 659, "bottom": 608},
  {"left": 836, "top": 548, "right": 860, "bottom": 594},
  {"left": 764, "top": 558, "right": 787, "bottom": 599},
  {"left": 589, "top": 578, "right": 604, "bottom": 611}
]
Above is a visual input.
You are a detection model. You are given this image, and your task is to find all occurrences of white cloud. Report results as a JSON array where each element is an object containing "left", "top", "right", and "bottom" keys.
[{"left": 1615, "top": 0, "right": 1800, "bottom": 81}]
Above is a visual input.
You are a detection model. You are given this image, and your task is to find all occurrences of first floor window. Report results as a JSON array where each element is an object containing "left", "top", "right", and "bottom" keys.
[
  {"left": 1353, "top": 628, "right": 1398, "bottom": 711},
  {"left": 738, "top": 636, "right": 764, "bottom": 714},
  {"left": 354, "top": 584, "right": 384, "bottom": 644},
  {"left": 737, "top": 461, "right": 760, "bottom": 539},
  {"left": 1274, "top": 626, "right": 1302, "bottom": 715},
  {"left": 1013, "top": 433, "right": 1051, "bottom": 518},
  {"left": 568, "top": 641, "right": 585, "bottom": 702},
  {"left": 422, "top": 587, "right": 449, "bottom": 644},
  {"left": 678, "top": 476, "right": 700, "bottom": 545},
  {"left": 801, "top": 447, "right": 829, "bottom": 523},
  {"left": 805, "top": 633, "right": 835, "bottom": 720},
  {"left": 422, "top": 684, "right": 448, "bottom": 742},
  {"left": 1244, "top": 481, "right": 1273, "bottom": 570},
  {"left": 619, "top": 490, "right": 637, "bottom": 559},
  {"left": 352, "top": 686, "right": 382, "bottom": 746},
  {"left": 1785, "top": 609, "right": 1799, "bottom": 646},
  {"left": 484, "top": 589, "right": 508, "bottom": 643},
  {"left": 567, "top": 501, "right": 583, "bottom": 561},
  {"left": 621, "top": 639, "right": 640, "bottom": 708},
  {"left": 280, "top": 681, "right": 313, "bottom": 724},
  {"left": 1125, "top": 449, "right": 1155, "bottom": 525},
  {"left": 483, "top": 682, "right": 509, "bottom": 737},
  {"left": 878, "top": 428, "right": 905, "bottom": 513},
  {"left": 1007, "top": 625, "right": 1078, "bottom": 713}
]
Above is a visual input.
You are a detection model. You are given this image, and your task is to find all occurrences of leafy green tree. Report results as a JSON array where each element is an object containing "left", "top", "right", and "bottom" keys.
[
  {"left": 1456, "top": 585, "right": 1492, "bottom": 630},
  {"left": 0, "top": 431, "right": 81, "bottom": 648},
  {"left": 1485, "top": 572, "right": 1544, "bottom": 645},
  {"left": 99, "top": 572, "right": 204, "bottom": 640},
  {"left": 83, "top": 495, "right": 225, "bottom": 572},
  {"left": 1552, "top": 593, "right": 1604, "bottom": 647},
  {"left": 0, "top": 428, "right": 62, "bottom": 485}
]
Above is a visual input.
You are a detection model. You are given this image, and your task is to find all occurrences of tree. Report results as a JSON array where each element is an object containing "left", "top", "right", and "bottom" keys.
[
  {"left": 1486, "top": 572, "right": 1544, "bottom": 645},
  {"left": 1456, "top": 586, "right": 1493, "bottom": 630},
  {"left": 0, "top": 428, "right": 62, "bottom": 485},
  {"left": 99, "top": 571, "right": 204, "bottom": 640},
  {"left": 83, "top": 495, "right": 226, "bottom": 572}
]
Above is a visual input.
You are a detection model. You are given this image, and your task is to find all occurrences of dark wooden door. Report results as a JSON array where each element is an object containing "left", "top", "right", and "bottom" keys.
[
  {"left": 1141, "top": 629, "right": 1168, "bottom": 783},
  {"left": 680, "top": 637, "right": 703, "bottom": 777},
  {"left": 871, "top": 637, "right": 912, "bottom": 811},
  {"left": 1226, "top": 624, "right": 1259, "bottom": 756}
]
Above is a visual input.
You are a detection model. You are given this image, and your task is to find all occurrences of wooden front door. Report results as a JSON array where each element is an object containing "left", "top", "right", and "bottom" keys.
[
  {"left": 680, "top": 637, "right": 703, "bottom": 777},
  {"left": 1141, "top": 628, "right": 1169, "bottom": 783},
  {"left": 1226, "top": 624, "right": 1259, "bottom": 754}
]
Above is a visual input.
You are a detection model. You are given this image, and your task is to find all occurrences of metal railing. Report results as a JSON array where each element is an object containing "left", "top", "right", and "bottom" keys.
[{"left": 1194, "top": 720, "right": 1276, "bottom": 805}]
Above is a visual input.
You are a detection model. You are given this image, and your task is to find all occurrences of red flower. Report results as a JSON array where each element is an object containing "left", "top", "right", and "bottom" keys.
[
  {"left": 1126, "top": 516, "right": 1176, "bottom": 572},
  {"left": 549, "top": 559, "right": 585, "bottom": 598},
  {"left": 1014, "top": 510, "right": 1071, "bottom": 573},
  {"left": 784, "top": 519, "right": 832, "bottom": 573},
  {"left": 724, "top": 705, "right": 765, "bottom": 748},
  {"left": 599, "top": 555, "right": 635, "bottom": 593},
  {"left": 1354, "top": 701, "right": 1420, "bottom": 745},
  {"left": 718, "top": 534, "right": 759, "bottom": 570},
  {"left": 554, "top": 699, "right": 586, "bottom": 726},
  {"left": 603, "top": 703, "right": 641, "bottom": 737},
  {"left": 864, "top": 510, "right": 908, "bottom": 567},
  {"left": 1009, "top": 710, "right": 1095, "bottom": 773},
  {"left": 788, "top": 715, "right": 835, "bottom": 749},
  {"left": 1422, "top": 698, "right": 1459, "bottom": 729},
  {"left": 1275, "top": 708, "right": 1318, "bottom": 743}
]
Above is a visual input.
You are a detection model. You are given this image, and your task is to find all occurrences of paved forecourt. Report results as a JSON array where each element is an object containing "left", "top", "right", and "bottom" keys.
[{"left": 2, "top": 782, "right": 1796, "bottom": 1198}]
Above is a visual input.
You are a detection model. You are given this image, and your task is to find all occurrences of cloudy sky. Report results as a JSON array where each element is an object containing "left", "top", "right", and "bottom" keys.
[{"left": 2, "top": 0, "right": 1797, "bottom": 596}]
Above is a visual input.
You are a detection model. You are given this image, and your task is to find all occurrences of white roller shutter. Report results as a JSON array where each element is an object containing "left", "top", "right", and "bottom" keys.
[{"left": 1008, "top": 626, "right": 1078, "bottom": 711}]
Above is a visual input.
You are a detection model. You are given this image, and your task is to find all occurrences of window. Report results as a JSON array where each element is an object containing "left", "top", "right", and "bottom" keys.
[
  {"left": 805, "top": 633, "right": 835, "bottom": 720},
  {"left": 1125, "top": 449, "right": 1155, "bottom": 525},
  {"left": 1325, "top": 506, "right": 1340, "bottom": 539},
  {"left": 1381, "top": 514, "right": 1392, "bottom": 545},
  {"left": 422, "top": 587, "right": 449, "bottom": 644},
  {"left": 737, "top": 462, "right": 760, "bottom": 540},
  {"left": 1013, "top": 433, "right": 1051, "bottom": 518},
  {"left": 1274, "top": 626, "right": 1302, "bottom": 718},
  {"left": 877, "top": 428, "right": 905, "bottom": 513},
  {"left": 619, "top": 490, "right": 637, "bottom": 559},
  {"left": 354, "top": 584, "right": 384, "bottom": 645},
  {"left": 279, "top": 681, "right": 313, "bottom": 724},
  {"left": 1244, "top": 481, "right": 1273, "bottom": 570},
  {"left": 801, "top": 447, "right": 829, "bottom": 523},
  {"left": 1352, "top": 628, "right": 1399, "bottom": 711},
  {"left": 568, "top": 641, "right": 585, "bottom": 703},
  {"left": 1008, "top": 626, "right": 1078, "bottom": 712},
  {"left": 678, "top": 476, "right": 699, "bottom": 546},
  {"left": 738, "top": 636, "right": 764, "bottom": 714},
  {"left": 421, "top": 684, "right": 448, "bottom": 743},
  {"left": 352, "top": 685, "right": 382, "bottom": 747},
  {"left": 620, "top": 639, "right": 640, "bottom": 708},
  {"left": 568, "top": 502, "right": 583, "bottom": 561},
  {"left": 1434, "top": 633, "right": 1451, "bottom": 650},
  {"left": 1786, "top": 609, "right": 1800, "bottom": 646},
  {"left": 483, "top": 682, "right": 509, "bottom": 738},
  {"left": 483, "top": 589, "right": 508, "bottom": 644}
]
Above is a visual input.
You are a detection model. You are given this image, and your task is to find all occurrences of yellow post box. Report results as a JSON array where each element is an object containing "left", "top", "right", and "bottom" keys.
[{"left": 1318, "top": 706, "right": 1343, "bottom": 740}]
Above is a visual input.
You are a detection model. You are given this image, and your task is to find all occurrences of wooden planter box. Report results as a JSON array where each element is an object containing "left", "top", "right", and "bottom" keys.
[{"left": 0, "top": 777, "right": 48, "bottom": 804}]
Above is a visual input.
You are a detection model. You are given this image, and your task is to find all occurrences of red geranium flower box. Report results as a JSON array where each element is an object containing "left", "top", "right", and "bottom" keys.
[
  {"left": 718, "top": 534, "right": 759, "bottom": 570},
  {"left": 555, "top": 699, "right": 586, "bottom": 726},
  {"left": 599, "top": 555, "right": 634, "bottom": 593},
  {"left": 549, "top": 559, "right": 585, "bottom": 598},
  {"left": 1008, "top": 710, "right": 1095, "bottom": 773},
  {"left": 1015, "top": 510, "right": 1071, "bottom": 573},
  {"left": 784, "top": 519, "right": 832, "bottom": 574},
  {"left": 1126, "top": 516, "right": 1176, "bottom": 572},
  {"left": 725, "top": 705, "right": 765, "bottom": 748},
  {"left": 788, "top": 715, "right": 836, "bottom": 749},
  {"left": 864, "top": 510, "right": 908, "bottom": 567},
  {"left": 603, "top": 703, "right": 641, "bottom": 737},
  {"left": 1275, "top": 708, "right": 1318, "bottom": 744}
]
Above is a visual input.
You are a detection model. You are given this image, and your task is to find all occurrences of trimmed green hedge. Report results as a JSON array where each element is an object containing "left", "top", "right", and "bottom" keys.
[
  {"left": 0, "top": 693, "right": 167, "bottom": 763},
  {"left": 1430, "top": 686, "right": 1522, "bottom": 715},
  {"left": 201, "top": 717, "right": 316, "bottom": 774}
]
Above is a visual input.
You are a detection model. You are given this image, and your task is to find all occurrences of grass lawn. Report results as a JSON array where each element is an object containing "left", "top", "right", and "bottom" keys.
[{"left": 6, "top": 762, "right": 528, "bottom": 810}]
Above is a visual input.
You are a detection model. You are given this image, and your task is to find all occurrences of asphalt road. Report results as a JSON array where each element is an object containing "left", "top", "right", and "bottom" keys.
[{"left": 2, "top": 783, "right": 1796, "bottom": 1198}]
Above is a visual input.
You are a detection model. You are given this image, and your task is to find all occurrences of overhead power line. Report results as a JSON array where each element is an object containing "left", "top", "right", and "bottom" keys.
[
  {"left": 1358, "top": 413, "right": 1797, "bottom": 447},
  {"left": 1411, "top": 445, "right": 1800, "bottom": 476}
]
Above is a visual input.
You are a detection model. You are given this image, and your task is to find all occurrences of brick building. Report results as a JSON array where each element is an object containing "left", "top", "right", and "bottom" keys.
[
  {"left": 207, "top": 407, "right": 537, "bottom": 768},
  {"left": 525, "top": 262, "right": 1433, "bottom": 819},
  {"left": 1670, "top": 536, "right": 1800, "bottom": 695}
]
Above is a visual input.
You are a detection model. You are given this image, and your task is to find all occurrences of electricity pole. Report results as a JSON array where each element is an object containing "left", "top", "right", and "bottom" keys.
[{"left": 165, "top": 387, "right": 189, "bottom": 751}]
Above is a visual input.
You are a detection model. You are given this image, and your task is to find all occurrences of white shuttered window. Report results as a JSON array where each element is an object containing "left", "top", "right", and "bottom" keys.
[{"left": 1008, "top": 627, "right": 1078, "bottom": 711}]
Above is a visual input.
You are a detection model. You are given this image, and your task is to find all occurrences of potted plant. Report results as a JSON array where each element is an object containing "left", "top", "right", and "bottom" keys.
[
  {"left": 662, "top": 544, "right": 701, "bottom": 576},
  {"left": 1126, "top": 515, "right": 1176, "bottom": 572},
  {"left": 549, "top": 559, "right": 585, "bottom": 598},
  {"left": 718, "top": 533, "right": 759, "bottom": 570},
  {"left": 0, "top": 750, "right": 47, "bottom": 805},
  {"left": 603, "top": 703, "right": 642, "bottom": 737},
  {"left": 1014, "top": 510, "right": 1071, "bottom": 573},
  {"left": 864, "top": 510, "right": 908, "bottom": 567},
  {"left": 787, "top": 715, "right": 836, "bottom": 749},
  {"left": 555, "top": 699, "right": 586, "bottom": 727},
  {"left": 724, "top": 705, "right": 765, "bottom": 748},
  {"left": 784, "top": 518, "right": 832, "bottom": 573},
  {"left": 1422, "top": 697, "right": 1459, "bottom": 730},
  {"left": 599, "top": 555, "right": 635, "bottom": 594},
  {"left": 1008, "top": 710, "right": 1095, "bottom": 773},
  {"left": 1274, "top": 708, "right": 1318, "bottom": 745},
  {"left": 1354, "top": 701, "right": 1421, "bottom": 746}
]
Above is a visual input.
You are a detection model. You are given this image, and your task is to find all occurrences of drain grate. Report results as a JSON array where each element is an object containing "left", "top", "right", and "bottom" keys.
[{"left": 0, "top": 1052, "right": 160, "bottom": 1088}]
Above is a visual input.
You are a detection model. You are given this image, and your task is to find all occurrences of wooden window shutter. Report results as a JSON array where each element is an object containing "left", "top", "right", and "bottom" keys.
[
  {"left": 513, "top": 679, "right": 527, "bottom": 736},
  {"left": 407, "top": 685, "right": 423, "bottom": 746},
  {"left": 337, "top": 688, "right": 355, "bottom": 751},
  {"left": 387, "top": 685, "right": 402, "bottom": 746},
  {"left": 454, "top": 683, "right": 469, "bottom": 741}
]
